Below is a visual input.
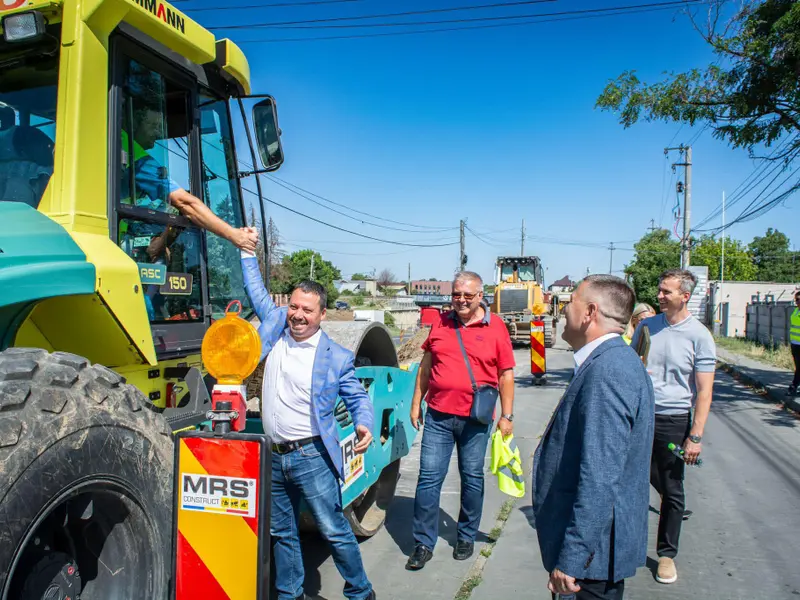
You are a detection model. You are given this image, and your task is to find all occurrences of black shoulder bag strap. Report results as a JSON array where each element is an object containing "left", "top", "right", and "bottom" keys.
[{"left": 455, "top": 322, "right": 478, "bottom": 394}]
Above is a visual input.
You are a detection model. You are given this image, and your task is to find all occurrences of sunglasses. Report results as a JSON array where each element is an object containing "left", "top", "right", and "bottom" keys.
[{"left": 452, "top": 292, "right": 479, "bottom": 301}]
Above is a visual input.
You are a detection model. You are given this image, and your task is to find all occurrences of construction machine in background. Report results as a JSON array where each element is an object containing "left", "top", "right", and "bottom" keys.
[{"left": 489, "top": 256, "right": 556, "bottom": 348}]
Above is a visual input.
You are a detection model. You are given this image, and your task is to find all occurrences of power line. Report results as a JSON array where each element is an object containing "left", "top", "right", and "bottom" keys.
[
  {"left": 282, "top": 241, "right": 411, "bottom": 256},
  {"left": 240, "top": 186, "right": 459, "bottom": 247},
  {"left": 184, "top": 0, "right": 366, "bottom": 11},
  {"left": 232, "top": 3, "right": 700, "bottom": 43},
  {"left": 266, "top": 175, "right": 458, "bottom": 231},
  {"left": 271, "top": 0, "right": 698, "bottom": 30},
  {"left": 208, "top": 0, "right": 559, "bottom": 29},
  {"left": 265, "top": 176, "right": 457, "bottom": 233}
]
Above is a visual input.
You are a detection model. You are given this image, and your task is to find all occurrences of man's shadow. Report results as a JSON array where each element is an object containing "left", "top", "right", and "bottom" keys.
[{"left": 270, "top": 496, "right": 487, "bottom": 598}]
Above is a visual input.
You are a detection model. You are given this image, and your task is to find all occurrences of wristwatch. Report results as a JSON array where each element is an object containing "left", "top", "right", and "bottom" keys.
[
  {"left": 501, "top": 413, "right": 514, "bottom": 422},
  {"left": 688, "top": 434, "right": 702, "bottom": 443}
]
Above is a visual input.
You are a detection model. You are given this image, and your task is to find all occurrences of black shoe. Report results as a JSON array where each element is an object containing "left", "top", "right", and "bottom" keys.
[
  {"left": 683, "top": 509, "right": 693, "bottom": 520},
  {"left": 453, "top": 540, "right": 474, "bottom": 561},
  {"left": 405, "top": 545, "right": 433, "bottom": 571},
  {"left": 788, "top": 386, "right": 796, "bottom": 396}
]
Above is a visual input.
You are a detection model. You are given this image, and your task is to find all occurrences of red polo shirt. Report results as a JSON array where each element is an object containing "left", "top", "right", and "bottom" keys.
[{"left": 422, "top": 309, "right": 515, "bottom": 417}]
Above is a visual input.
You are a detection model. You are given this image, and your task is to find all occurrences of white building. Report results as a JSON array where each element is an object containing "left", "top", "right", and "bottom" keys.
[{"left": 707, "top": 280, "right": 799, "bottom": 337}]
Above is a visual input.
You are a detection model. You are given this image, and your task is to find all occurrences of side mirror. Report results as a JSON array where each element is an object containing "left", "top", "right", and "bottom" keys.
[{"left": 252, "top": 97, "right": 284, "bottom": 172}]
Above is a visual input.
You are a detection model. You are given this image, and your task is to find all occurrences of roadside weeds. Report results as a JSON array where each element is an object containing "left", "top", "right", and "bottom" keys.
[{"left": 453, "top": 498, "right": 517, "bottom": 600}]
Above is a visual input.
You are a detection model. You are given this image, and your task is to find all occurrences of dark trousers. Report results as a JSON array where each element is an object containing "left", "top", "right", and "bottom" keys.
[
  {"left": 550, "top": 579, "right": 625, "bottom": 600},
  {"left": 650, "top": 412, "right": 691, "bottom": 558},
  {"left": 412, "top": 408, "right": 491, "bottom": 550},
  {"left": 792, "top": 343, "right": 800, "bottom": 388}
]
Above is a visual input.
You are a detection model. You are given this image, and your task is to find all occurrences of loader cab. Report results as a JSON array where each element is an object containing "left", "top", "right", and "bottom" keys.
[
  {"left": 107, "top": 28, "right": 282, "bottom": 357},
  {"left": 496, "top": 256, "right": 543, "bottom": 285},
  {"left": 0, "top": 22, "right": 60, "bottom": 208}
]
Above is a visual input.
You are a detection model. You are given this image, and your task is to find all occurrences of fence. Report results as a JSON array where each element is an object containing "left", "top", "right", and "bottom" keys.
[{"left": 746, "top": 299, "right": 795, "bottom": 346}]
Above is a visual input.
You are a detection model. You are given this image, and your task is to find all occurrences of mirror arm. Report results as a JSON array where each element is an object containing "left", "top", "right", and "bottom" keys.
[
  {"left": 236, "top": 97, "right": 269, "bottom": 283},
  {"left": 237, "top": 167, "right": 275, "bottom": 179}
]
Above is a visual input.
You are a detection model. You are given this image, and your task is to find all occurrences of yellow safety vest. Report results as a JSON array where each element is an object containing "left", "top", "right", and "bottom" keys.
[
  {"left": 791, "top": 308, "right": 800, "bottom": 344},
  {"left": 490, "top": 431, "right": 525, "bottom": 498},
  {"left": 622, "top": 335, "right": 632, "bottom": 345}
]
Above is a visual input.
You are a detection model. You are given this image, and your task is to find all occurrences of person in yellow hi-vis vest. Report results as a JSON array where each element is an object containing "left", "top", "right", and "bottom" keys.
[
  {"left": 490, "top": 431, "right": 525, "bottom": 498},
  {"left": 789, "top": 291, "right": 800, "bottom": 396}
]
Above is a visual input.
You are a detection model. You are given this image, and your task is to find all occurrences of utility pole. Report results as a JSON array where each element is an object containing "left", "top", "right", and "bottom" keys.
[
  {"left": 721, "top": 190, "right": 726, "bottom": 284},
  {"left": 648, "top": 219, "right": 657, "bottom": 232},
  {"left": 459, "top": 220, "right": 466, "bottom": 271},
  {"left": 608, "top": 242, "right": 615, "bottom": 274},
  {"left": 408, "top": 262, "right": 411, "bottom": 289},
  {"left": 310, "top": 253, "right": 315, "bottom": 280},
  {"left": 521, "top": 219, "right": 526, "bottom": 255},
  {"left": 666, "top": 144, "right": 693, "bottom": 269}
]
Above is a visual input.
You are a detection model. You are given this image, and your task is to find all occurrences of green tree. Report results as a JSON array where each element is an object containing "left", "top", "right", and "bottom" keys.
[
  {"left": 749, "top": 227, "right": 799, "bottom": 281},
  {"left": 597, "top": 1, "right": 800, "bottom": 172},
  {"left": 271, "top": 249, "right": 342, "bottom": 308},
  {"left": 691, "top": 234, "right": 756, "bottom": 280},
  {"left": 351, "top": 273, "right": 368, "bottom": 280},
  {"left": 624, "top": 230, "right": 681, "bottom": 307}
]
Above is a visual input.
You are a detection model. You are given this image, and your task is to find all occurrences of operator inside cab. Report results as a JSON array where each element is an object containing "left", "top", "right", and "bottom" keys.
[
  {"left": 0, "top": 103, "right": 54, "bottom": 207},
  {"left": 120, "top": 105, "right": 255, "bottom": 252}
]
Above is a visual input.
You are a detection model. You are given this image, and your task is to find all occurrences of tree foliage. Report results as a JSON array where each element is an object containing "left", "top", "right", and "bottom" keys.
[
  {"left": 270, "top": 249, "right": 342, "bottom": 308},
  {"left": 624, "top": 230, "right": 681, "bottom": 307},
  {"left": 350, "top": 273, "right": 369, "bottom": 280},
  {"left": 690, "top": 234, "right": 756, "bottom": 280},
  {"left": 597, "top": 1, "right": 800, "bottom": 159},
  {"left": 749, "top": 227, "right": 799, "bottom": 281}
]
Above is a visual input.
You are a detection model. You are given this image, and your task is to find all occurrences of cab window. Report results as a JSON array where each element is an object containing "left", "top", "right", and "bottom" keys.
[
  {"left": 115, "top": 55, "right": 203, "bottom": 324},
  {"left": 0, "top": 28, "right": 59, "bottom": 208},
  {"left": 199, "top": 95, "right": 252, "bottom": 319}
]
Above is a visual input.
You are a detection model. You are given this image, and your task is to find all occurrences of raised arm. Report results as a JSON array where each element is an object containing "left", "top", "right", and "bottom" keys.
[{"left": 240, "top": 247, "right": 278, "bottom": 325}]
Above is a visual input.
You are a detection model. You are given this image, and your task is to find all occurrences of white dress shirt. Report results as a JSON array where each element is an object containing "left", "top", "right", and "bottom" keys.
[
  {"left": 573, "top": 333, "right": 620, "bottom": 373},
  {"left": 261, "top": 329, "right": 322, "bottom": 442}
]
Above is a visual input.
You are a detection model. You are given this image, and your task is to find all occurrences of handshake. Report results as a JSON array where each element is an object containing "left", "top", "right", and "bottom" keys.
[{"left": 231, "top": 226, "right": 260, "bottom": 253}]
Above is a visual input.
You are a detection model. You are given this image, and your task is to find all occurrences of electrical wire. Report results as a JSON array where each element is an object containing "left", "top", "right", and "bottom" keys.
[
  {"left": 208, "top": 0, "right": 560, "bottom": 29},
  {"left": 266, "top": 175, "right": 458, "bottom": 231},
  {"left": 266, "top": 176, "right": 458, "bottom": 233},
  {"left": 213, "top": 0, "right": 700, "bottom": 34},
  {"left": 231, "top": 3, "right": 700, "bottom": 43},
  {"left": 184, "top": 0, "right": 366, "bottom": 11},
  {"left": 240, "top": 186, "right": 460, "bottom": 247}
]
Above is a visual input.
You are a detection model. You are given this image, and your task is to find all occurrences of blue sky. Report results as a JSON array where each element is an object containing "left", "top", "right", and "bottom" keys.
[{"left": 188, "top": 0, "right": 800, "bottom": 285}]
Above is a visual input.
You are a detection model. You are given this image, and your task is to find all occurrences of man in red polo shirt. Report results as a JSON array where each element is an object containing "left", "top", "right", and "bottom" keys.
[{"left": 406, "top": 271, "right": 516, "bottom": 571}]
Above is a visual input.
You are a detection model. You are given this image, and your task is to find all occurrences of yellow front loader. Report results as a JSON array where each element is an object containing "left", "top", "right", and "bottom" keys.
[{"left": 490, "top": 256, "right": 556, "bottom": 348}]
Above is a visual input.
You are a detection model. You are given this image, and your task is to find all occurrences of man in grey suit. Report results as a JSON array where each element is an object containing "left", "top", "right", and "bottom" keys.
[{"left": 533, "top": 275, "right": 655, "bottom": 600}]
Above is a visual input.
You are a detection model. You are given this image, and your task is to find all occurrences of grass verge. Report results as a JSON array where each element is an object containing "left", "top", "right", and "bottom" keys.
[
  {"left": 715, "top": 335, "right": 794, "bottom": 370},
  {"left": 454, "top": 576, "right": 483, "bottom": 600},
  {"left": 453, "top": 498, "right": 518, "bottom": 600}
]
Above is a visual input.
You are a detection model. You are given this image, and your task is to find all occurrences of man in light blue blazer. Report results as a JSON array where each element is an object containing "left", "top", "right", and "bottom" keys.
[
  {"left": 533, "top": 275, "right": 654, "bottom": 600},
  {"left": 240, "top": 239, "right": 376, "bottom": 600}
]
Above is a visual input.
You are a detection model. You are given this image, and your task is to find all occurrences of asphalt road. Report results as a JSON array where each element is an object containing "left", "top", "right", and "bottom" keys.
[{"left": 293, "top": 327, "right": 800, "bottom": 600}]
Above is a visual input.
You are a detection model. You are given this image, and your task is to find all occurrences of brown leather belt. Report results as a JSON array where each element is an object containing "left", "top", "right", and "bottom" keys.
[{"left": 271, "top": 436, "right": 321, "bottom": 455}]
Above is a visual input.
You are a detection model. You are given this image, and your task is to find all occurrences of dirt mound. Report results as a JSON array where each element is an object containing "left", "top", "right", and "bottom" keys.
[
  {"left": 326, "top": 309, "right": 354, "bottom": 321},
  {"left": 397, "top": 328, "right": 430, "bottom": 364}
]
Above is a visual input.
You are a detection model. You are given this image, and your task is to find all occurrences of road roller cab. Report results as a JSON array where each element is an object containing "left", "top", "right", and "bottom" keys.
[{"left": 0, "top": 0, "right": 420, "bottom": 595}]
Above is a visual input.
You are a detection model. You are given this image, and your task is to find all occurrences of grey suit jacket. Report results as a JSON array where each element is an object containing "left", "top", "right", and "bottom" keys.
[{"left": 533, "top": 336, "right": 655, "bottom": 582}]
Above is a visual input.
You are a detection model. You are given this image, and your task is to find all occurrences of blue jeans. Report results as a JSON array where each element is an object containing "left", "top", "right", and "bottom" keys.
[
  {"left": 271, "top": 438, "right": 373, "bottom": 600},
  {"left": 412, "top": 408, "right": 491, "bottom": 551}
]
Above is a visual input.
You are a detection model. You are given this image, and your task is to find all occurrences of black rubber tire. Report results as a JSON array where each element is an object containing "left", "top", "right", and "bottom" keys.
[
  {"left": 345, "top": 458, "right": 401, "bottom": 538},
  {"left": 0, "top": 348, "right": 174, "bottom": 599}
]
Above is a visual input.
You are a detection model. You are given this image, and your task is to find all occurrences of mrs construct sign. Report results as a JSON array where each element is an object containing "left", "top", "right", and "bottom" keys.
[{"left": 340, "top": 432, "right": 364, "bottom": 491}]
